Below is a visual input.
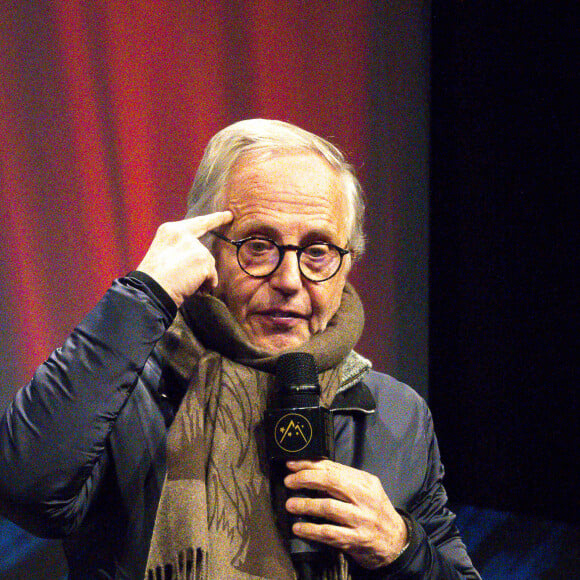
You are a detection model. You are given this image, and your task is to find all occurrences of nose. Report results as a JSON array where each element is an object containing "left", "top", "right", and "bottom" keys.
[{"left": 268, "top": 249, "right": 303, "bottom": 294}]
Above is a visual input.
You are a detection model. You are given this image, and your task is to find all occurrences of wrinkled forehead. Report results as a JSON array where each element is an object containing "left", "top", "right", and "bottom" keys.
[{"left": 223, "top": 150, "right": 352, "bottom": 235}]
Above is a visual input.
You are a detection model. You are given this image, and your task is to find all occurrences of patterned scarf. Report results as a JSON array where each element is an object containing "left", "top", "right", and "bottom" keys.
[{"left": 145, "top": 283, "right": 366, "bottom": 580}]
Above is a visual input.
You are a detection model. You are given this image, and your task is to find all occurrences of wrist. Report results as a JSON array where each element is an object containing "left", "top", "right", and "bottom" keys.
[
  {"left": 126, "top": 270, "right": 179, "bottom": 318},
  {"left": 392, "top": 511, "right": 411, "bottom": 561}
]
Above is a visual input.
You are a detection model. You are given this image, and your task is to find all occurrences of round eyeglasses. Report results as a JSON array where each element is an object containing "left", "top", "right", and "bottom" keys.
[{"left": 210, "top": 231, "right": 349, "bottom": 282}]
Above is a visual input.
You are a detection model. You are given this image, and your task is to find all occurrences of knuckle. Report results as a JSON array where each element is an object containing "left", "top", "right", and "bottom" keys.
[
  {"left": 319, "top": 498, "right": 334, "bottom": 518},
  {"left": 327, "top": 470, "right": 341, "bottom": 488},
  {"left": 318, "top": 524, "right": 335, "bottom": 542},
  {"left": 350, "top": 527, "right": 368, "bottom": 547},
  {"left": 299, "top": 497, "right": 311, "bottom": 512},
  {"left": 363, "top": 471, "right": 381, "bottom": 489},
  {"left": 156, "top": 222, "right": 174, "bottom": 236}
]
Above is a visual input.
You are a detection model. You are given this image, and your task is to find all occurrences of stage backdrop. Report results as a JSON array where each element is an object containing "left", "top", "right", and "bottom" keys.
[
  {"left": 0, "top": 3, "right": 429, "bottom": 574},
  {"left": 0, "top": 0, "right": 429, "bottom": 411}
]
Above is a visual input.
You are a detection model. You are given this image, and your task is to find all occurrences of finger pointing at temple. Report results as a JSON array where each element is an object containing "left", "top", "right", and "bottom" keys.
[{"left": 137, "top": 210, "right": 233, "bottom": 307}]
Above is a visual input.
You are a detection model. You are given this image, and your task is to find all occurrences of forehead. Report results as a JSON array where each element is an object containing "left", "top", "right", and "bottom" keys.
[{"left": 224, "top": 152, "right": 349, "bottom": 241}]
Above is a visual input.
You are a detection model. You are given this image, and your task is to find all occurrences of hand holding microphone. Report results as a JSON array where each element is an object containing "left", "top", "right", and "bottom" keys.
[
  {"left": 265, "top": 352, "right": 334, "bottom": 579},
  {"left": 266, "top": 353, "right": 409, "bottom": 575}
]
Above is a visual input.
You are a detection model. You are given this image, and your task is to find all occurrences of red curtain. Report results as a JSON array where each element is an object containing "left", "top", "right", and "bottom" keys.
[{"left": 0, "top": 0, "right": 374, "bottom": 396}]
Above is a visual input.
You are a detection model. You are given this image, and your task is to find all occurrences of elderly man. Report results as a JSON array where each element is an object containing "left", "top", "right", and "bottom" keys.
[{"left": 0, "top": 120, "right": 479, "bottom": 579}]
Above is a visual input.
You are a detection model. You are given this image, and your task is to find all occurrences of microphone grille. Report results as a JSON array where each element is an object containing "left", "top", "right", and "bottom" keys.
[{"left": 275, "top": 352, "right": 319, "bottom": 389}]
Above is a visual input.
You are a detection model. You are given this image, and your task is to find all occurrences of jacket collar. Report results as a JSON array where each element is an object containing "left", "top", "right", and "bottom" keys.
[
  {"left": 332, "top": 351, "right": 376, "bottom": 414},
  {"left": 331, "top": 380, "right": 376, "bottom": 414}
]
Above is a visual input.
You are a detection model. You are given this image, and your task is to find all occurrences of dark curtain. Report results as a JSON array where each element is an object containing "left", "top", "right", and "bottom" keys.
[{"left": 430, "top": 1, "right": 577, "bottom": 523}]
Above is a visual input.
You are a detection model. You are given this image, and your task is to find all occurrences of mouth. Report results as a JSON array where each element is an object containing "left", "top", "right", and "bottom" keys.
[
  {"left": 259, "top": 308, "right": 307, "bottom": 318},
  {"left": 254, "top": 309, "right": 309, "bottom": 326}
]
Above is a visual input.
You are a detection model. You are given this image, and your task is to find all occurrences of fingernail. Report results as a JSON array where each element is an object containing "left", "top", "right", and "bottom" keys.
[{"left": 292, "top": 523, "right": 304, "bottom": 534}]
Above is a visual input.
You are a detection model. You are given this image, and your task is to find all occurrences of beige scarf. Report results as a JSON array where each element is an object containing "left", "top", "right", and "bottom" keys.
[{"left": 145, "top": 283, "right": 366, "bottom": 580}]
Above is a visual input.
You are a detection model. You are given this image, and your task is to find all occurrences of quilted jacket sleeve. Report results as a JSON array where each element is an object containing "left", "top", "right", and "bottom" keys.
[
  {"left": 346, "top": 374, "right": 481, "bottom": 579},
  {"left": 0, "top": 277, "right": 173, "bottom": 538},
  {"left": 368, "top": 411, "right": 482, "bottom": 579}
]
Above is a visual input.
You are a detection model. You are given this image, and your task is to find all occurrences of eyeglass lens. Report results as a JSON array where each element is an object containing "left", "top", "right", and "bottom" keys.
[{"left": 237, "top": 239, "right": 342, "bottom": 281}]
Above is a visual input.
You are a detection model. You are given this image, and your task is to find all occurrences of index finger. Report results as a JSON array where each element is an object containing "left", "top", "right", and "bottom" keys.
[
  {"left": 284, "top": 465, "right": 352, "bottom": 503},
  {"left": 185, "top": 210, "right": 233, "bottom": 237},
  {"left": 286, "top": 459, "right": 331, "bottom": 472}
]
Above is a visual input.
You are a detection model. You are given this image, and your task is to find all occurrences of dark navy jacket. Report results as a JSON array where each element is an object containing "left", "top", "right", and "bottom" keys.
[{"left": 0, "top": 278, "right": 479, "bottom": 579}]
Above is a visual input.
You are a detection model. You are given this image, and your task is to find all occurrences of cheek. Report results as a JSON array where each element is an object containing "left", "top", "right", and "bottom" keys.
[
  {"left": 216, "top": 266, "right": 263, "bottom": 318},
  {"left": 310, "top": 277, "right": 346, "bottom": 326},
  {"left": 215, "top": 254, "right": 241, "bottom": 306}
]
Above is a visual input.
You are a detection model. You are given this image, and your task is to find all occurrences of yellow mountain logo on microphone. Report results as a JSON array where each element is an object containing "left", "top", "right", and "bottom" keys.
[{"left": 274, "top": 413, "right": 313, "bottom": 453}]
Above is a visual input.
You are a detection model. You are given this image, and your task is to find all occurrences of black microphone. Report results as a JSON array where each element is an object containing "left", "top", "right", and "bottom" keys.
[{"left": 265, "top": 353, "right": 335, "bottom": 580}]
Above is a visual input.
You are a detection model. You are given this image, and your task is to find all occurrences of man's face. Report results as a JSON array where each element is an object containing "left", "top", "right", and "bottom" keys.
[{"left": 214, "top": 152, "right": 351, "bottom": 353}]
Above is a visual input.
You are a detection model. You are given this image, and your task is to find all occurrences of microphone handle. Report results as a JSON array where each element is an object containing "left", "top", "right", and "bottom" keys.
[
  {"left": 288, "top": 488, "right": 325, "bottom": 559},
  {"left": 269, "top": 462, "right": 330, "bottom": 577},
  {"left": 296, "top": 560, "right": 315, "bottom": 580}
]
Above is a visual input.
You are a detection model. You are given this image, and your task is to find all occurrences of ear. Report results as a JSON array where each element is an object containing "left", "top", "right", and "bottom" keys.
[{"left": 342, "top": 252, "right": 353, "bottom": 278}]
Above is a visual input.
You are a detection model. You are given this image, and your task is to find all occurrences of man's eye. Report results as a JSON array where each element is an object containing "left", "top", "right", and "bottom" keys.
[
  {"left": 245, "top": 239, "right": 273, "bottom": 254},
  {"left": 304, "top": 244, "right": 330, "bottom": 259}
]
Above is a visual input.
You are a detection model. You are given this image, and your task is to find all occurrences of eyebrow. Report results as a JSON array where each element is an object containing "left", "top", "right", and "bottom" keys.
[
  {"left": 233, "top": 222, "right": 338, "bottom": 245},
  {"left": 235, "top": 223, "right": 279, "bottom": 240}
]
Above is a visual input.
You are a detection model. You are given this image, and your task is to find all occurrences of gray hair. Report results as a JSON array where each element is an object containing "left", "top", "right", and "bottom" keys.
[{"left": 186, "top": 118, "right": 365, "bottom": 258}]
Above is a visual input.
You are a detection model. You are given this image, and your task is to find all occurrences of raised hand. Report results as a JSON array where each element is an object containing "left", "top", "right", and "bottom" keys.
[{"left": 136, "top": 211, "right": 233, "bottom": 307}]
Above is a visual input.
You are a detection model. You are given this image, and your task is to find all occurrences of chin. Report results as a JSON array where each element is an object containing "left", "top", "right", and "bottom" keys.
[{"left": 250, "top": 333, "right": 310, "bottom": 354}]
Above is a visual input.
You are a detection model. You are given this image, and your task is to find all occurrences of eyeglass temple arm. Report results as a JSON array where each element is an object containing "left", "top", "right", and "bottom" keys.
[{"left": 209, "top": 230, "right": 229, "bottom": 242}]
